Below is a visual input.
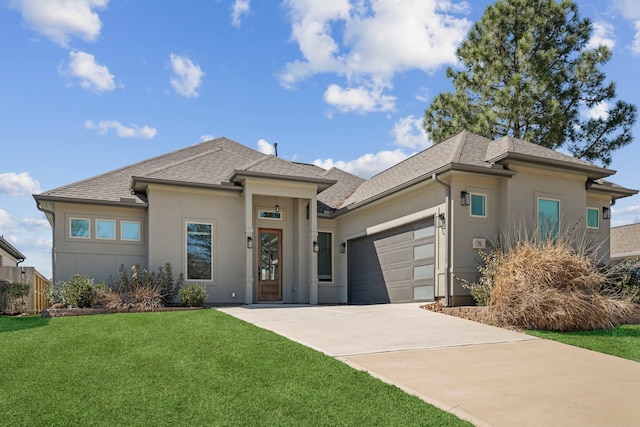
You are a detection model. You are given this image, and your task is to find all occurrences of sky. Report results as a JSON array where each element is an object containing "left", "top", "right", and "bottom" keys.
[{"left": 1, "top": 0, "right": 640, "bottom": 279}]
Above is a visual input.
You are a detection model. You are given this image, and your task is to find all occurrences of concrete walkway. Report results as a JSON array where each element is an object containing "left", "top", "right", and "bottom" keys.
[{"left": 218, "top": 303, "right": 640, "bottom": 427}]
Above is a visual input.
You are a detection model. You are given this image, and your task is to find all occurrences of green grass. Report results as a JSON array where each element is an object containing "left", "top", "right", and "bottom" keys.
[
  {"left": 527, "top": 324, "right": 640, "bottom": 362},
  {"left": 0, "top": 310, "right": 469, "bottom": 426}
]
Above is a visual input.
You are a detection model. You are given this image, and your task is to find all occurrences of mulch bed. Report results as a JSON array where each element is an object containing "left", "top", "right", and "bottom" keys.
[{"left": 422, "top": 302, "right": 640, "bottom": 330}]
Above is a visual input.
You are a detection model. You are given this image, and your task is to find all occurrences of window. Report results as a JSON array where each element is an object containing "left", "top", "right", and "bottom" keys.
[
  {"left": 470, "top": 193, "right": 486, "bottom": 217},
  {"left": 538, "top": 198, "right": 560, "bottom": 240},
  {"left": 96, "top": 219, "right": 116, "bottom": 239},
  {"left": 317, "top": 232, "right": 332, "bottom": 282},
  {"left": 121, "top": 221, "right": 140, "bottom": 241},
  {"left": 70, "top": 218, "right": 90, "bottom": 238},
  {"left": 413, "top": 222, "right": 434, "bottom": 239},
  {"left": 259, "top": 210, "right": 282, "bottom": 220},
  {"left": 186, "top": 222, "right": 212, "bottom": 280},
  {"left": 587, "top": 208, "right": 599, "bottom": 229}
]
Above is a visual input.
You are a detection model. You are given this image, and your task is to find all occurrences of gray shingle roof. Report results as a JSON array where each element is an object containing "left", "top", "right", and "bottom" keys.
[
  {"left": 317, "top": 168, "right": 365, "bottom": 211},
  {"left": 611, "top": 223, "right": 640, "bottom": 260},
  {"left": 339, "top": 131, "right": 499, "bottom": 208},
  {"left": 35, "top": 131, "right": 635, "bottom": 217},
  {"left": 36, "top": 137, "right": 266, "bottom": 204},
  {"left": 338, "top": 130, "right": 624, "bottom": 210}
]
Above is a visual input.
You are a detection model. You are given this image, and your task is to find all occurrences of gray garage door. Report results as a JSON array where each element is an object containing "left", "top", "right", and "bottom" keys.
[{"left": 348, "top": 218, "right": 436, "bottom": 304}]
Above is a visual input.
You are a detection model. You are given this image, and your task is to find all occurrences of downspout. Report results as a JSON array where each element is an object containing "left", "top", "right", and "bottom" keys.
[
  {"left": 432, "top": 173, "right": 451, "bottom": 307},
  {"left": 36, "top": 202, "right": 55, "bottom": 283}
]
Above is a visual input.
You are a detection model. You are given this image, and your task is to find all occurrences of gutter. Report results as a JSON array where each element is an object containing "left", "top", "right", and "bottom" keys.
[
  {"left": 36, "top": 201, "right": 56, "bottom": 283},
  {"left": 432, "top": 173, "right": 451, "bottom": 307}
]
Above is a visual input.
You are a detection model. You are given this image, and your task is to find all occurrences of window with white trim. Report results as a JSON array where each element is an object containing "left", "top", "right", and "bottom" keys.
[
  {"left": 121, "top": 221, "right": 141, "bottom": 241},
  {"left": 538, "top": 198, "right": 560, "bottom": 240},
  {"left": 586, "top": 208, "right": 599, "bottom": 229},
  {"left": 470, "top": 193, "right": 487, "bottom": 217},
  {"left": 70, "top": 218, "right": 90, "bottom": 238},
  {"left": 186, "top": 222, "right": 212, "bottom": 280},
  {"left": 96, "top": 219, "right": 116, "bottom": 240}
]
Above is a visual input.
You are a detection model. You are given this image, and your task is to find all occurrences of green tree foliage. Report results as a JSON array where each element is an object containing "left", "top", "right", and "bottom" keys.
[{"left": 423, "top": 0, "right": 636, "bottom": 166}]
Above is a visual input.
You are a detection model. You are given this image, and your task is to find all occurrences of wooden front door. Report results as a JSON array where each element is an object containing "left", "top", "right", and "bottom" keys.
[{"left": 258, "top": 228, "right": 282, "bottom": 301}]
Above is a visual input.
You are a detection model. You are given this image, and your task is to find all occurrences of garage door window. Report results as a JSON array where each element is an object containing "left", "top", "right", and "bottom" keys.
[
  {"left": 414, "top": 264, "right": 434, "bottom": 280},
  {"left": 414, "top": 222, "right": 434, "bottom": 239},
  {"left": 414, "top": 243, "right": 434, "bottom": 259}
]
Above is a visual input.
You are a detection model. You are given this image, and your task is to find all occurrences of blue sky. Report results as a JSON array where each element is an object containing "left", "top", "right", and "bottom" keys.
[{"left": 1, "top": 0, "right": 640, "bottom": 279}]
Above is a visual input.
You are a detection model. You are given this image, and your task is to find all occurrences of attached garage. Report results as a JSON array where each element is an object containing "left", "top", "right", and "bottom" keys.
[{"left": 348, "top": 218, "right": 436, "bottom": 304}]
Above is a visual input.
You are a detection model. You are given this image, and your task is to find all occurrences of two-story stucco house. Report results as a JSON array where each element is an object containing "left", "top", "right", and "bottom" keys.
[{"left": 33, "top": 131, "right": 638, "bottom": 306}]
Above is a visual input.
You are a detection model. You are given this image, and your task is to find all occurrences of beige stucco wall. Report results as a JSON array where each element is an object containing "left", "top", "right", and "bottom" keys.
[
  {"left": 51, "top": 202, "right": 148, "bottom": 284},
  {"left": 147, "top": 184, "right": 245, "bottom": 303},
  {"left": 0, "top": 246, "right": 20, "bottom": 266},
  {"left": 334, "top": 164, "right": 613, "bottom": 306},
  {"left": 147, "top": 179, "right": 321, "bottom": 304}
]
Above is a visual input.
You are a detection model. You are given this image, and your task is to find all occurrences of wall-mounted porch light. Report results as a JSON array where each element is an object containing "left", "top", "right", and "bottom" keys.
[
  {"left": 339, "top": 242, "right": 346, "bottom": 253},
  {"left": 313, "top": 241, "right": 319, "bottom": 252},
  {"left": 275, "top": 197, "right": 280, "bottom": 213},
  {"left": 461, "top": 191, "right": 470, "bottom": 206},
  {"left": 437, "top": 212, "right": 446, "bottom": 228},
  {"left": 602, "top": 206, "right": 611, "bottom": 220},
  {"left": 247, "top": 236, "right": 253, "bottom": 249}
]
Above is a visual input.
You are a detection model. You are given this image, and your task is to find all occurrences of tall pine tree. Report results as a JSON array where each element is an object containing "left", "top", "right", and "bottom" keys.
[{"left": 423, "top": 0, "right": 636, "bottom": 166}]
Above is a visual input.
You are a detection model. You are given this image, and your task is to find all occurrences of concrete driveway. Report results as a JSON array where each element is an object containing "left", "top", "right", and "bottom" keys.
[{"left": 218, "top": 303, "right": 640, "bottom": 427}]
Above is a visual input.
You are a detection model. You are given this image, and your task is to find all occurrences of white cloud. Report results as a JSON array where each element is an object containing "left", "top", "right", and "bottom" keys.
[
  {"left": 62, "top": 50, "right": 115, "bottom": 94},
  {"left": 85, "top": 120, "right": 157, "bottom": 139},
  {"left": 200, "top": 134, "right": 215, "bottom": 141},
  {"left": 613, "top": 0, "right": 640, "bottom": 53},
  {"left": 613, "top": 0, "right": 640, "bottom": 19},
  {"left": 391, "top": 115, "right": 431, "bottom": 149},
  {"left": 634, "top": 21, "right": 640, "bottom": 54},
  {"left": 584, "top": 101, "right": 611, "bottom": 120},
  {"left": 19, "top": 218, "right": 51, "bottom": 229},
  {"left": 324, "top": 83, "right": 396, "bottom": 113},
  {"left": 169, "top": 53, "right": 205, "bottom": 98},
  {"left": 10, "top": 0, "right": 109, "bottom": 47},
  {"left": 0, "top": 172, "right": 42, "bottom": 196},
  {"left": 314, "top": 149, "right": 409, "bottom": 178},
  {"left": 231, "top": 0, "right": 250, "bottom": 27},
  {"left": 281, "top": 0, "right": 470, "bottom": 102},
  {"left": 612, "top": 205, "right": 640, "bottom": 215},
  {"left": 588, "top": 21, "right": 616, "bottom": 50},
  {"left": 257, "top": 139, "right": 275, "bottom": 155},
  {"left": 0, "top": 209, "right": 14, "bottom": 229}
]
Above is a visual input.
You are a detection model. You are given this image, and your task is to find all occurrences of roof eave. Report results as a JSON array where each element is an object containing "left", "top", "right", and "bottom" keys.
[
  {"left": 587, "top": 181, "right": 639, "bottom": 200},
  {"left": 130, "top": 176, "right": 243, "bottom": 194},
  {"left": 228, "top": 170, "right": 337, "bottom": 192},
  {"left": 332, "top": 163, "right": 515, "bottom": 217},
  {"left": 0, "top": 237, "right": 26, "bottom": 261},
  {"left": 33, "top": 194, "right": 149, "bottom": 208},
  {"left": 490, "top": 152, "right": 614, "bottom": 179}
]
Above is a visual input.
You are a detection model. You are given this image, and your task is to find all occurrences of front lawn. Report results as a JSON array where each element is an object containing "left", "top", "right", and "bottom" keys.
[
  {"left": 527, "top": 324, "right": 640, "bottom": 362},
  {"left": 0, "top": 310, "right": 469, "bottom": 426}
]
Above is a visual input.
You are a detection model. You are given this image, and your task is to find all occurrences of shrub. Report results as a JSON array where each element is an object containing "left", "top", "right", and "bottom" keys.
[
  {"left": 113, "top": 263, "right": 181, "bottom": 306},
  {"left": 64, "top": 275, "right": 97, "bottom": 308},
  {"left": 131, "top": 282, "right": 163, "bottom": 311},
  {"left": 603, "top": 260, "right": 640, "bottom": 304},
  {"left": 489, "top": 238, "right": 634, "bottom": 332},
  {"left": 43, "top": 280, "right": 70, "bottom": 306},
  {"left": 457, "top": 243, "right": 502, "bottom": 306},
  {"left": 1, "top": 282, "right": 30, "bottom": 312},
  {"left": 179, "top": 285, "right": 208, "bottom": 307}
]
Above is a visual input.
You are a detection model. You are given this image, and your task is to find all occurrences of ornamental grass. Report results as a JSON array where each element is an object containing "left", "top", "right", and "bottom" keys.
[{"left": 489, "top": 235, "right": 634, "bottom": 332}]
